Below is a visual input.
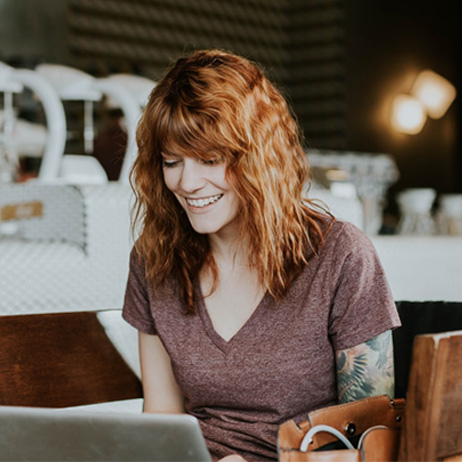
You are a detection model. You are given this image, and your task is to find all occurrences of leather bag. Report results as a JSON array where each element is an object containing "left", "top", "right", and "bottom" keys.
[{"left": 277, "top": 395, "right": 406, "bottom": 462}]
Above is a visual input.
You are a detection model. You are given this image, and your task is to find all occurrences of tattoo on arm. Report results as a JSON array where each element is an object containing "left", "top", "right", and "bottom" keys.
[{"left": 335, "top": 330, "right": 394, "bottom": 403}]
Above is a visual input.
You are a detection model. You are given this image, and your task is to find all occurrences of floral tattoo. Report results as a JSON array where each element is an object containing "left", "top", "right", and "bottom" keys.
[{"left": 335, "top": 330, "right": 394, "bottom": 403}]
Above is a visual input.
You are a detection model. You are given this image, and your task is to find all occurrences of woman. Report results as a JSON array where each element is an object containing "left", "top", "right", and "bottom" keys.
[{"left": 122, "top": 49, "right": 401, "bottom": 462}]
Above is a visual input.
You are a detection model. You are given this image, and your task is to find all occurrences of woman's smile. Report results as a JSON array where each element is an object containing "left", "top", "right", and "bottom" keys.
[
  {"left": 162, "top": 155, "right": 240, "bottom": 237},
  {"left": 185, "top": 194, "right": 224, "bottom": 209}
]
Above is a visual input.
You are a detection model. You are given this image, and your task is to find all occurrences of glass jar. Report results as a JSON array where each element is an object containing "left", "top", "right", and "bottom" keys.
[
  {"left": 436, "top": 194, "right": 462, "bottom": 236},
  {"left": 397, "top": 188, "right": 436, "bottom": 235}
]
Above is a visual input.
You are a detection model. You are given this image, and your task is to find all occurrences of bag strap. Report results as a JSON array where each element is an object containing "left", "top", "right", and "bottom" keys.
[
  {"left": 357, "top": 425, "right": 388, "bottom": 449},
  {"left": 299, "top": 425, "right": 355, "bottom": 452}
]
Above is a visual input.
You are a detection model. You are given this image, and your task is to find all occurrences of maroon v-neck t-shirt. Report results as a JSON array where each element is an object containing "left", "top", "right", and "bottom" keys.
[{"left": 122, "top": 220, "right": 400, "bottom": 461}]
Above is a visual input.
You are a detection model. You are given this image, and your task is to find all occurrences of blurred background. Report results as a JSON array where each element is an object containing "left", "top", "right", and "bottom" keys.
[
  {"left": 1, "top": 0, "right": 460, "bottom": 193},
  {"left": 1, "top": 1, "right": 462, "bottom": 425},
  {"left": 1, "top": 0, "right": 461, "bottom": 314}
]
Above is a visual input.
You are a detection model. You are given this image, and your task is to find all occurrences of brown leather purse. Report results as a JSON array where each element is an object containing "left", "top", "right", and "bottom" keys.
[{"left": 278, "top": 395, "right": 406, "bottom": 462}]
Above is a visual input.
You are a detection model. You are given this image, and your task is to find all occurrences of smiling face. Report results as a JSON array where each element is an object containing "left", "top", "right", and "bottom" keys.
[{"left": 162, "top": 153, "right": 241, "bottom": 240}]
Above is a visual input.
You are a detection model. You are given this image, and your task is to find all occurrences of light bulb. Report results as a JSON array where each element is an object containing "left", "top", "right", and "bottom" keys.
[
  {"left": 391, "top": 94, "right": 427, "bottom": 134},
  {"left": 411, "top": 70, "right": 457, "bottom": 119}
]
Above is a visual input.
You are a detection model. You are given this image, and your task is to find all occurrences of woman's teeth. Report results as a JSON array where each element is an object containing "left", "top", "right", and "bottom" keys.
[{"left": 186, "top": 194, "right": 223, "bottom": 208}]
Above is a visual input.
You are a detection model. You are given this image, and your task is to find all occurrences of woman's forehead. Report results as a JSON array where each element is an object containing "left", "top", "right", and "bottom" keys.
[{"left": 161, "top": 137, "right": 227, "bottom": 159}]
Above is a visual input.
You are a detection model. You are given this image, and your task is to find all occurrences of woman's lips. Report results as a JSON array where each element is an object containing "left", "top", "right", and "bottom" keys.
[{"left": 185, "top": 194, "right": 223, "bottom": 208}]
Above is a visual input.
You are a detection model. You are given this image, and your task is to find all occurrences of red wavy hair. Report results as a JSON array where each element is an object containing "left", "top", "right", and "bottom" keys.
[{"left": 131, "top": 49, "right": 332, "bottom": 314}]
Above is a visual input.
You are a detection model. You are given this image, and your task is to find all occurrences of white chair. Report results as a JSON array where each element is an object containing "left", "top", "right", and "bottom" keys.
[
  {"left": 35, "top": 64, "right": 156, "bottom": 184},
  {"left": 0, "top": 61, "right": 66, "bottom": 182}
]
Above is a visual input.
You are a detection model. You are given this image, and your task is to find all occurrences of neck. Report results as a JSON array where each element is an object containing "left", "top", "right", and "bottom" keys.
[
  {"left": 201, "top": 231, "right": 262, "bottom": 301},
  {"left": 208, "top": 232, "right": 250, "bottom": 270}
]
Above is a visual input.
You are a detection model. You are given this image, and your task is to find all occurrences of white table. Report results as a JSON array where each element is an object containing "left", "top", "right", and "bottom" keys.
[{"left": 372, "top": 236, "right": 462, "bottom": 302}]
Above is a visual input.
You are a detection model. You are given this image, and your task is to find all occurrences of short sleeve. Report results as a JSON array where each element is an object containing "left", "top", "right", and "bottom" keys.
[
  {"left": 122, "top": 247, "right": 157, "bottom": 335},
  {"left": 328, "top": 223, "right": 401, "bottom": 350}
]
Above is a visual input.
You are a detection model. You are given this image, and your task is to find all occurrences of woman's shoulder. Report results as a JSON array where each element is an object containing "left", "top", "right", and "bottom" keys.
[
  {"left": 317, "top": 219, "right": 376, "bottom": 264},
  {"left": 325, "top": 218, "right": 370, "bottom": 245}
]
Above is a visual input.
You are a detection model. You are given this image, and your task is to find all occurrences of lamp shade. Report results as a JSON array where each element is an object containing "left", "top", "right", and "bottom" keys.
[
  {"left": 411, "top": 70, "right": 457, "bottom": 119},
  {"left": 391, "top": 94, "right": 427, "bottom": 134}
]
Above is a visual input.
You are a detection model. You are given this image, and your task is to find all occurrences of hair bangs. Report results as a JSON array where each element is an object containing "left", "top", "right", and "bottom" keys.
[{"left": 157, "top": 105, "right": 240, "bottom": 166}]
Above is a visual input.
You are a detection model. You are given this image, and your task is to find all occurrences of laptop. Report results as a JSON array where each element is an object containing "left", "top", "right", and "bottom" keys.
[{"left": 0, "top": 405, "right": 212, "bottom": 461}]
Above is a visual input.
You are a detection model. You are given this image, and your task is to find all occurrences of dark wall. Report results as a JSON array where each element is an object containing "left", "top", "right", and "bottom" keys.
[
  {"left": 284, "top": 0, "right": 347, "bottom": 151},
  {"left": 346, "top": 1, "right": 461, "bottom": 193},
  {"left": 1, "top": 0, "right": 460, "bottom": 194},
  {"left": 65, "top": 0, "right": 287, "bottom": 82},
  {"left": 0, "top": 0, "right": 69, "bottom": 66}
]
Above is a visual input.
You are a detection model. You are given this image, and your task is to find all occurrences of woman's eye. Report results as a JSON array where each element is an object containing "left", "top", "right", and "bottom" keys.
[
  {"left": 162, "top": 159, "right": 180, "bottom": 168},
  {"left": 201, "top": 158, "right": 221, "bottom": 166}
]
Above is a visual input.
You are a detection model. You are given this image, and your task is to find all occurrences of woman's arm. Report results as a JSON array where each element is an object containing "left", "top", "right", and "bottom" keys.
[
  {"left": 140, "top": 333, "right": 248, "bottom": 461},
  {"left": 335, "top": 330, "right": 394, "bottom": 403},
  {"left": 139, "top": 332, "right": 185, "bottom": 413}
]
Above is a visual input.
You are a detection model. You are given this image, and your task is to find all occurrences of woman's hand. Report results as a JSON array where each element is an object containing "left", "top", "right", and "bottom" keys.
[{"left": 218, "top": 455, "right": 248, "bottom": 462}]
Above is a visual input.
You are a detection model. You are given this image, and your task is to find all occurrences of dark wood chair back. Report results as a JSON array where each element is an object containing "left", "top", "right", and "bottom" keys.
[
  {"left": 0, "top": 311, "right": 142, "bottom": 408},
  {"left": 398, "top": 330, "right": 462, "bottom": 461},
  {"left": 393, "top": 301, "right": 462, "bottom": 399}
]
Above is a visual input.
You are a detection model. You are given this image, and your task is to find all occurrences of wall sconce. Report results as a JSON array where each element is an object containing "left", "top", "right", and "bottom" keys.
[
  {"left": 411, "top": 70, "right": 457, "bottom": 119},
  {"left": 391, "top": 94, "right": 427, "bottom": 134},
  {"left": 391, "top": 70, "right": 457, "bottom": 134}
]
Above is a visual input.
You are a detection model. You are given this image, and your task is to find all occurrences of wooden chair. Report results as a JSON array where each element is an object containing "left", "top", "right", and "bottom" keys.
[
  {"left": 398, "top": 330, "right": 462, "bottom": 462},
  {"left": 0, "top": 311, "right": 142, "bottom": 408},
  {"left": 393, "top": 301, "right": 462, "bottom": 399}
]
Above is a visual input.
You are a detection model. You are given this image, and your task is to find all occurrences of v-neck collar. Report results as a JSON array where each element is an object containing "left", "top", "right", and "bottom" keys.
[{"left": 196, "top": 283, "right": 271, "bottom": 354}]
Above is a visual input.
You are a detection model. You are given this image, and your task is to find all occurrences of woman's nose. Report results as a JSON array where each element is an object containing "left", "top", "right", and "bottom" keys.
[{"left": 179, "top": 159, "right": 206, "bottom": 192}]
